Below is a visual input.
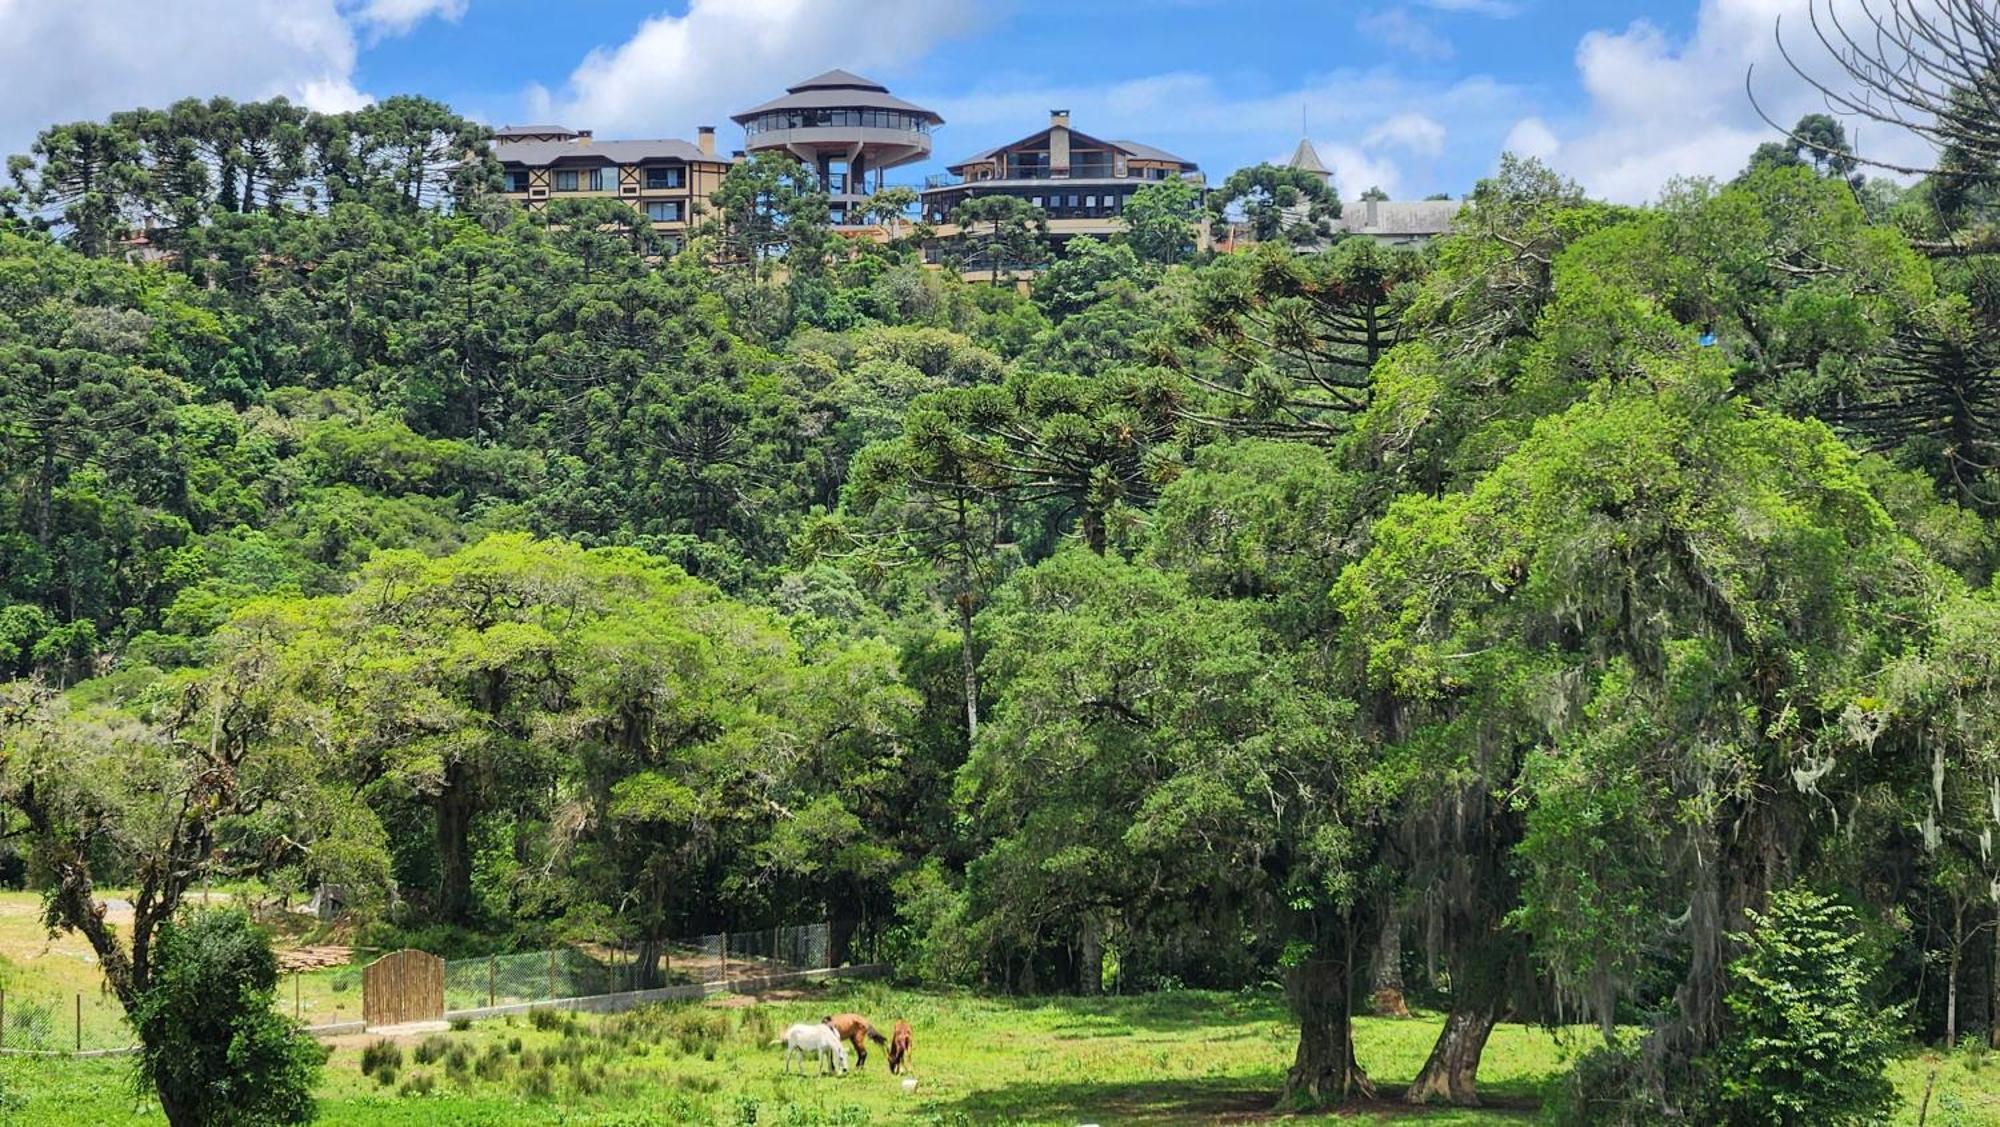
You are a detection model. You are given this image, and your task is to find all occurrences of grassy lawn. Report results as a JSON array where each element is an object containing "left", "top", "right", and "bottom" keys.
[{"left": 0, "top": 979, "right": 1992, "bottom": 1125}]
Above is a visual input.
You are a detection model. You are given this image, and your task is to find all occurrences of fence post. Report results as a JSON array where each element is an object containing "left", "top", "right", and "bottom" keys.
[
  {"left": 547, "top": 948, "right": 557, "bottom": 1000},
  {"left": 2, "top": 985, "right": 7, "bottom": 1050},
  {"left": 720, "top": 932, "right": 729, "bottom": 986},
  {"left": 294, "top": 972, "right": 301, "bottom": 1020},
  {"left": 75, "top": 992, "right": 81, "bottom": 1053},
  {"left": 488, "top": 955, "right": 496, "bottom": 1008}
]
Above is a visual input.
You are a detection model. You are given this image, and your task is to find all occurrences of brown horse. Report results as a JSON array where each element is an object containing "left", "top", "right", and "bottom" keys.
[
  {"left": 887, "top": 1020, "right": 913, "bottom": 1074},
  {"left": 822, "top": 1013, "right": 887, "bottom": 1069}
]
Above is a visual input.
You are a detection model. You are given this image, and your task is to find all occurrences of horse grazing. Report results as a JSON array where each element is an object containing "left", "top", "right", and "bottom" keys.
[
  {"left": 887, "top": 1020, "right": 914, "bottom": 1074},
  {"left": 822, "top": 1013, "right": 888, "bottom": 1069},
  {"left": 774, "top": 1022, "right": 849, "bottom": 1076}
]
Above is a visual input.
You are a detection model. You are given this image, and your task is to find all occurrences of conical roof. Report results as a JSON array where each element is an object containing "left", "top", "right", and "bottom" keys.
[
  {"left": 788, "top": 69, "right": 887, "bottom": 93},
  {"left": 731, "top": 70, "right": 942, "bottom": 124},
  {"left": 1289, "top": 137, "right": 1331, "bottom": 179}
]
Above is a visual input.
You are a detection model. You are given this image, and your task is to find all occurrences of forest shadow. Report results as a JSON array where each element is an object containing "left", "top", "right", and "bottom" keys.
[
  {"left": 970, "top": 987, "right": 1291, "bottom": 1034},
  {"left": 942, "top": 1076, "right": 1542, "bottom": 1124}
]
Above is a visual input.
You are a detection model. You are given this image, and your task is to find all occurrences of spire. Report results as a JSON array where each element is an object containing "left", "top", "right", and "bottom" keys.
[{"left": 1289, "top": 137, "right": 1331, "bottom": 182}]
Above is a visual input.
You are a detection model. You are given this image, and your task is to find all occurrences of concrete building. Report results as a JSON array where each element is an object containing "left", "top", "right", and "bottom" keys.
[
  {"left": 731, "top": 69, "right": 942, "bottom": 227},
  {"left": 1334, "top": 198, "right": 1464, "bottom": 246},
  {"left": 919, "top": 110, "right": 1204, "bottom": 254},
  {"left": 492, "top": 123, "right": 731, "bottom": 248}
]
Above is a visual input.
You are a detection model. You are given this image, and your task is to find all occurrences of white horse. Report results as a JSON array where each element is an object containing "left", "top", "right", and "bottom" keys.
[{"left": 775, "top": 1022, "right": 849, "bottom": 1076}]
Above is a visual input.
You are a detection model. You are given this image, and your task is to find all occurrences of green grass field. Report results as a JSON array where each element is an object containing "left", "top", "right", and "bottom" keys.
[{"left": 2, "top": 980, "right": 1997, "bottom": 1125}]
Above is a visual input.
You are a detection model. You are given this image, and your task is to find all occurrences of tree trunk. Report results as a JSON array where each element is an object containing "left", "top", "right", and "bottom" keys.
[
  {"left": 1281, "top": 957, "right": 1373, "bottom": 1107},
  {"left": 435, "top": 758, "right": 476, "bottom": 923},
  {"left": 1991, "top": 912, "right": 2000, "bottom": 1050},
  {"left": 1948, "top": 907, "right": 1962, "bottom": 1046},
  {"left": 954, "top": 502, "right": 980, "bottom": 741},
  {"left": 1080, "top": 916, "right": 1104, "bottom": 995},
  {"left": 1405, "top": 1005, "right": 1497, "bottom": 1106},
  {"left": 1081, "top": 506, "right": 1107, "bottom": 555},
  {"left": 1368, "top": 909, "right": 1409, "bottom": 1017}
]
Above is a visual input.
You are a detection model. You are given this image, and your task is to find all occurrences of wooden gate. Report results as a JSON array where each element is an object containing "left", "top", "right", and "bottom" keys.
[{"left": 362, "top": 949, "right": 445, "bottom": 1027}]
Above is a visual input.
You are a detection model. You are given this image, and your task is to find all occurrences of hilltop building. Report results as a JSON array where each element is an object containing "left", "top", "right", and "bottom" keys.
[
  {"left": 919, "top": 110, "right": 1205, "bottom": 261},
  {"left": 1334, "top": 198, "right": 1464, "bottom": 246},
  {"left": 1287, "top": 137, "right": 1333, "bottom": 187},
  {"left": 492, "top": 124, "right": 730, "bottom": 249},
  {"left": 731, "top": 70, "right": 942, "bottom": 227}
]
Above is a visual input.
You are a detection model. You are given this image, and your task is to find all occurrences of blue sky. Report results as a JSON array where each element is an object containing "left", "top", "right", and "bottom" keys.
[{"left": 0, "top": 2, "right": 1921, "bottom": 204}]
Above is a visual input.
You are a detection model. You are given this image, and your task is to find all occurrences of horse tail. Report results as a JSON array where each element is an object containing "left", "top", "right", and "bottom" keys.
[{"left": 866, "top": 1023, "right": 888, "bottom": 1045}]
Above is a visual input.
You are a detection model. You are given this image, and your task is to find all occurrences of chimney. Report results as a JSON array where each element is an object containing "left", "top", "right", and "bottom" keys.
[
  {"left": 1049, "top": 109, "right": 1070, "bottom": 176},
  {"left": 1049, "top": 109, "right": 1069, "bottom": 129},
  {"left": 697, "top": 126, "right": 715, "bottom": 157},
  {"left": 1365, "top": 197, "right": 1379, "bottom": 227}
]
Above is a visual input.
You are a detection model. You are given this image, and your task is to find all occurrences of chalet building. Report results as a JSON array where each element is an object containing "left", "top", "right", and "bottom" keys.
[
  {"left": 492, "top": 123, "right": 731, "bottom": 249},
  {"left": 919, "top": 110, "right": 1204, "bottom": 256},
  {"left": 731, "top": 70, "right": 942, "bottom": 228}
]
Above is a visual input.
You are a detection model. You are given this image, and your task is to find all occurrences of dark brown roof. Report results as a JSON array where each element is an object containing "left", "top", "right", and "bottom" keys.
[
  {"left": 497, "top": 137, "right": 716, "bottom": 166},
  {"left": 495, "top": 124, "right": 579, "bottom": 140},
  {"left": 947, "top": 127, "right": 1198, "bottom": 173},
  {"left": 730, "top": 71, "right": 942, "bottom": 124}
]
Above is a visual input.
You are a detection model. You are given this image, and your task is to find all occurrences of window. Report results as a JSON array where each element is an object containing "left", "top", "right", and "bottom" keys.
[
  {"left": 646, "top": 166, "right": 683, "bottom": 189},
  {"left": 1030, "top": 196, "right": 1043, "bottom": 208},
  {"left": 645, "top": 201, "right": 682, "bottom": 222},
  {"left": 503, "top": 170, "right": 530, "bottom": 193},
  {"left": 587, "top": 167, "right": 607, "bottom": 192},
  {"left": 1084, "top": 195, "right": 1097, "bottom": 209},
  {"left": 554, "top": 169, "right": 579, "bottom": 192},
  {"left": 1068, "top": 194, "right": 1080, "bottom": 208}
]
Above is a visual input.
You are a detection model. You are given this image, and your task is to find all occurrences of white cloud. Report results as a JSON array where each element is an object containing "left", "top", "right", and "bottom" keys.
[
  {"left": 1365, "top": 111, "right": 1447, "bottom": 156},
  {"left": 1357, "top": 7, "right": 1456, "bottom": 62},
  {"left": 1503, "top": 116, "right": 1559, "bottom": 160},
  {"left": 1531, "top": 0, "right": 1941, "bottom": 203},
  {"left": 0, "top": 1, "right": 361, "bottom": 156},
  {"left": 1321, "top": 143, "right": 1406, "bottom": 201},
  {"left": 350, "top": 0, "right": 468, "bottom": 37},
  {"left": 545, "top": 0, "right": 982, "bottom": 137}
]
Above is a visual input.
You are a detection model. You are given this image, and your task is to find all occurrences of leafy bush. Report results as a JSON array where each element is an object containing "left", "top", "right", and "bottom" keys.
[
  {"left": 413, "top": 1034, "right": 450, "bottom": 1064},
  {"left": 1711, "top": 887, "right": 1901, "bottom": 1125},
  {"left": 360, "top": 1038, "right": 403, "bottom": 1077},
  {"left": 129, "top": 910, "right": 327, "bottom": 1127}
]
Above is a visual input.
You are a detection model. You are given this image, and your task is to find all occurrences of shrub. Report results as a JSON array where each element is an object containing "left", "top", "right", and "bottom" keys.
[
  {"left": 530, "top": 1008, "right": 569, "bottom": 1032},
  {"left": 398, "top": 1072, "right": 435, "bottom": 1097},
  {"left": 449, "top": 1017, "right": 472, "bottom": 1032},
  {"left": 413, "top": 1034, "right": 450, "bottom": 1065},
  {"left": 506, "top": 1035, "right": 523, "bottom": 1054},
  {"left": 129, "top": 909, "right": 327, "bottom": 1127},
  {"left": 360, "top": 1039, "right": 403, "bottom": 1077},
  {"left": 374, "top": 1065, "right": 399, "bottom": 1088},
  {"left": 476, "top": 1043, "right": 510, "bottom": 1081},
  {"left": 1712, "top": 887, "right": 1901, "bottom": 1125}
]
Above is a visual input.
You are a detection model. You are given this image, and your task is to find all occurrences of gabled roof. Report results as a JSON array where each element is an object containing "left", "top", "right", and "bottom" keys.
[
  {"left": 496, "top": 137, "right": 714, "bottom": 166},
  {"left": 495, "top": 124, "right": 577, "bottom": 140},
  {"left": 730, "top": 71, "right": 942, "bottom": 124},
  {"left": 1288, "top": 138, "right": 1330, "bottom": 177},
  {"left": 1336, "top": 199, "right": 1465, "bottom": 237},
  {"left": 947, "top": 127, "right": 1198, "bottom": 173}
]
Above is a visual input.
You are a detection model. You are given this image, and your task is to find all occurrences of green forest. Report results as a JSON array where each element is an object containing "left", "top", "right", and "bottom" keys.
[{"left": 3, "top": 21, "right": 2000, "bottom": 1126}]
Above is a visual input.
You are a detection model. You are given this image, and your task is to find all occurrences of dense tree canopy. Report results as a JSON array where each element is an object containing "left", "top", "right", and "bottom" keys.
[{"left": 5, "top": 84, "right": 2000, "bottom": 1123}]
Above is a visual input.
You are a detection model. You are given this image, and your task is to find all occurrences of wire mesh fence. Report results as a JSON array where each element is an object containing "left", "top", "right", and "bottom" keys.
[
  {"left": 441, "top": 922, "right": 831, "bottom": 1011},
  {"left": 0, "top": 988, "right": 136, "bottom": 1054}
]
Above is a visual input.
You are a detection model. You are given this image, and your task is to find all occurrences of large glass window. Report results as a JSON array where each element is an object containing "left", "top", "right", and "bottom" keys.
[
  {"left": 587, "top": 168, "right": 607, "bottom": 192},
  {"left": 503, "top": 170, "right": 530, "bottom": 193},
  {"left": 645, "top": 201, "right": 682, "bottom": 222},
  {"left": 646, "top": 166, "right": 683, "bottom": 189},
  {"left": 554, "top": 169, "right": 579, "bottom": 192}
]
